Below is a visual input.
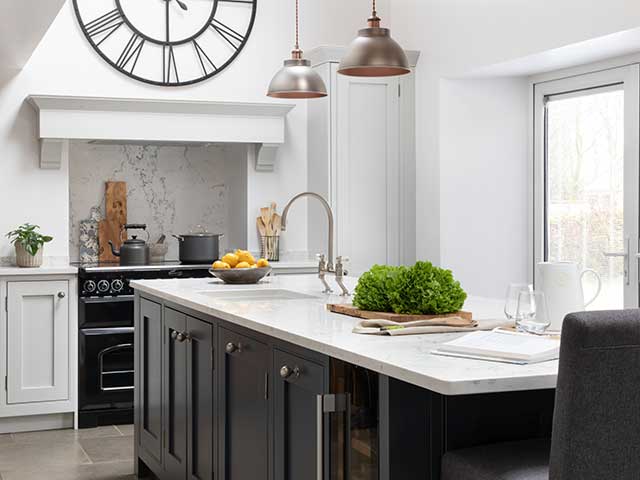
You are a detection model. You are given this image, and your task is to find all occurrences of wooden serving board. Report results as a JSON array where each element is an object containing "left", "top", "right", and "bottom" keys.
[
  {"left": 98, "top": 219, "right": 122, "bottom": 263},
  {"left": 327, "top": 304, "right": 472, "bottom": 323},
  {"left": 105, "top": 181, "right": 127, "bottom": 225}
]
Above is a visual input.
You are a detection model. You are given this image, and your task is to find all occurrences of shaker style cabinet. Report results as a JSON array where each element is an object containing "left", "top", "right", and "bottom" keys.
[
  {"left": 273, "top": 349, "right": 328, "bottom": 480},
  {"left": 307, "top": 47, "right": 419, "bottom": 276},
  {"left": 219, "top": 327, "right": 269, "bottom": 480},
  {"left": 136, "top": 295, "right": 405, "bottom": 480},
  {"left": 136, "top": 300, "right": 215, "bottom": 480},
  {"left": 0, "top": 276, "right": 77, "bottom": 428},
  {"left": 6, "top": 280, "right": 69, "bottom": 404}
]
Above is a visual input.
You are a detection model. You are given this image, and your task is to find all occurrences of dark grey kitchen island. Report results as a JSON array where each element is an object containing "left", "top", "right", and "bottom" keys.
[{"left": 132, "top": 276, "right": 557, "bottom": 480}]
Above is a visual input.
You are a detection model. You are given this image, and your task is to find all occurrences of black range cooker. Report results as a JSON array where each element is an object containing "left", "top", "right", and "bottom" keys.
[{"left": 77, "top": 262, "right": 211, "bottom": 428}]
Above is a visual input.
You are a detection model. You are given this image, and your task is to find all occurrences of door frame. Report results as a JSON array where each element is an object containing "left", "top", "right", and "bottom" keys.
[{"left": 532, "top": 64, "right": 640, "bottom": 307}]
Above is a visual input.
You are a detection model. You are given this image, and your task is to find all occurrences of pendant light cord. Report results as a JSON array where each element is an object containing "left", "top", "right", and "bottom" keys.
[
  {"left": 372, "top": 0, "right": 377, "bottom": 17},
  {"left": 295, "top": 0, "right": 300, "bottom": 50}
]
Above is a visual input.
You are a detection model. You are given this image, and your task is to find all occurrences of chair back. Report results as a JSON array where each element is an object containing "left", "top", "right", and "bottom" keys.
[{"left": 550, "top": 310, "right": 640, "bottom": 479}]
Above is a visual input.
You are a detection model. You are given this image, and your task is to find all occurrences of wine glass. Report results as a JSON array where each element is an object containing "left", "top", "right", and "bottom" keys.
[
  {"left": 516, "top": 291, "right": 551, "bottom": 334},
  {"left": 505, "top": 284, "right": 533, "bottom": 324}
]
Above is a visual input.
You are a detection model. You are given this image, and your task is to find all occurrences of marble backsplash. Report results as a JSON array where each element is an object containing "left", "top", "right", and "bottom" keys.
[{"left": 69, "top": 142, "right": 245, "bottom": 262}]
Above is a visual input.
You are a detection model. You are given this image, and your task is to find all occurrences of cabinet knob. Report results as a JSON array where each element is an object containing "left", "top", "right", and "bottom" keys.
[
  {"left": 57, "top": 291, "right": 66, "bottom": 299},
  {"left": 171, "top": 331, "right": 189, "bottom": 343},
  {"left": 280, "top": 365, "right": 300, "bottom": 380},
  {"left": 226, "top": 342, "right": 239, "bottom": 354}
]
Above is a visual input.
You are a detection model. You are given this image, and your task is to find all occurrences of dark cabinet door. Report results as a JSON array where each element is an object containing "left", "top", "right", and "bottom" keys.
[
  {"left": 273, "top": 349, "right": 327, "bottom": 480},
  {"left": 138, "top": 298, "right": 164, "bottom": 466},
  {"left": 163, "top": 308, "right": 188, "bottom": 479},
  {"left": 186, "top": 315, "right": 215, "bottom": 480},
  {"left": 219, "top": 328, "right": 269, "bottom": 480}
]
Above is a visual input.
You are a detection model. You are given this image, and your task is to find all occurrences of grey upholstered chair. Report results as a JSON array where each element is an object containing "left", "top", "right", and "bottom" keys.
[{"left": 441, "top": 310, "right": 640, "bottom": 480}]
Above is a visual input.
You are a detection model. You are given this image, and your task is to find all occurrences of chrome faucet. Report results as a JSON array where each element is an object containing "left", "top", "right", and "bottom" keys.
[{"left": 281, "top": 192, "right": 350, "bottom": 295}]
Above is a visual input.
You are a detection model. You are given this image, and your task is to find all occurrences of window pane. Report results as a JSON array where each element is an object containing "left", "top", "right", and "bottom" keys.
[{"left": 546, "top": 88, "right": 624, "bottom": 310}]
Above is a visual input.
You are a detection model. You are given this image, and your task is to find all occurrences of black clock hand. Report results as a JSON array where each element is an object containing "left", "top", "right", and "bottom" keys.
[{"left": 175, "top": 0, "right": 188, "bottom": 10}]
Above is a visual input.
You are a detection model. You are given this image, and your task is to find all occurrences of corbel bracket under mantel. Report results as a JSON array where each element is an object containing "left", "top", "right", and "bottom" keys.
[{"left": 26, "top": 95, "right": 296, "bottom": 171}]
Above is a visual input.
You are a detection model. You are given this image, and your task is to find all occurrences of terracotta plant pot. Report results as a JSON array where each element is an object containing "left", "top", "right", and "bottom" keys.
[{"left": 15, "top": 243, "right": 43, "bottom": 268}]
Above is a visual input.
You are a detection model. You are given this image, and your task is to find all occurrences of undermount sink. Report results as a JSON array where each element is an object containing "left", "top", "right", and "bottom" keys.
[{"left": 196, "top": 289, "right": 321, "bottom": 302}]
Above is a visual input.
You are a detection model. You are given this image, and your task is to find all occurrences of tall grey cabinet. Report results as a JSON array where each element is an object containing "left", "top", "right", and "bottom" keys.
[{"left": 307, "top": 46, "right": 420, "bottom": 276}]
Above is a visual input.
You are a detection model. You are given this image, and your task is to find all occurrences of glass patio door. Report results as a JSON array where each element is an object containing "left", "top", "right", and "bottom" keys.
[{"left": 534, "top": 65, "right": 640, "bottom": 309}]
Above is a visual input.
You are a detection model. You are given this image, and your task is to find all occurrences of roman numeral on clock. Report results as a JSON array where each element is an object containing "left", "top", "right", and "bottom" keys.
[
  {"left": 85, "top": 9, "right": 123, "bottom": 46},
  {"left": 209, "top": 19, "right": 245, "bottom": 50},
  {"left": 116, "top": 34, "right": 145, "bottom": 74},
  {"left": 193, "top": 41, "right": 217, "bottom": 75},
  {"left": 163, "top": 45, "right": 180, "bottom": 84}
]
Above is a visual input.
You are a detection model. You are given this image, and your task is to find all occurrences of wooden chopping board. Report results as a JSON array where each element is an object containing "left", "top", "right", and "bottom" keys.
[
  {"left": 99, "top": 181, "right": 127, "bottom": 263},
  {"left": 327, "top": 304, "right": 472, "bottom": 323},
  {"left": 105, "top": 181, "right": 127, "bottom": 225},
  {"left": 98, "top": 219, "right": 123, "bottom": 263}
]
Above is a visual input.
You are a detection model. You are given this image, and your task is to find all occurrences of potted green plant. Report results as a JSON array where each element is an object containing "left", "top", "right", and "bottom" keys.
[{"left": 6, "top": 223, "right": 53, "bottom": 268}]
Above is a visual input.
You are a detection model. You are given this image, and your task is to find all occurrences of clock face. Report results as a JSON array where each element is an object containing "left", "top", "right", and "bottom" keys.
[{"left": 73, "top": 0, "right": 257, "bottom": 86}]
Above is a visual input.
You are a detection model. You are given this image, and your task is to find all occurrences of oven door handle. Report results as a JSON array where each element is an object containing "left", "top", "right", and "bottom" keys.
[
  {"left": 99, "top": 343, "right": 135, "bottom": 392},
  {"left": 83, "top": 327, "right": 134, "bottom": 335},
  {"left": 80, "top": 295, "right": 134, "bottom": 304}
]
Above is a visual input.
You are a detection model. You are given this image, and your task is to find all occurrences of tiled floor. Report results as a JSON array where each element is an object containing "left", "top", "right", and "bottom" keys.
[{"left": 0, "top": 425, "right": 135, "bottom": 479}]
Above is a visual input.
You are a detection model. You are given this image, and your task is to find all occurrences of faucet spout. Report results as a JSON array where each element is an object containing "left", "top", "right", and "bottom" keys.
[{"left": 281, "top": 192, "right": 334, "bottom": 271}]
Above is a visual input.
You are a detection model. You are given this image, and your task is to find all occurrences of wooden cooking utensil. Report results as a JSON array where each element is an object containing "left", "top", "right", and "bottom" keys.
[
  {"left": 256, "top": 217, "right": 267, "bottom": 237},
  {"left": 271, "top": 213, "right": 282, "bottom": 236},
  {"left": 260, "top": 207, "right": 273, "bottom": 236}
]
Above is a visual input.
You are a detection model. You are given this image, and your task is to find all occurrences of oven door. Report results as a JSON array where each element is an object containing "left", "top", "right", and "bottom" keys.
[{"left": 79, "top": 327, "right": 134, "bottom": 411}]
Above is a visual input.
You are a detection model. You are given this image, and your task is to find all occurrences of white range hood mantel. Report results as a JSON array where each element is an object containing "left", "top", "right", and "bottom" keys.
[{"left": 27, "top": 95, "right": 296, "bottom": 171}]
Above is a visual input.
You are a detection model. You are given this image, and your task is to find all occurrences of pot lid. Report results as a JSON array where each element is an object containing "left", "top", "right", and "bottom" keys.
[{"left": 180, "top": 232, "right": 223, "bottom": 238}]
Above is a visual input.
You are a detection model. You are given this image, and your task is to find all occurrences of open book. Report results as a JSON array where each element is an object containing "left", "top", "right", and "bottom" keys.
[{"left": 431, "top": 329, "right": 560, "bottom": 364}]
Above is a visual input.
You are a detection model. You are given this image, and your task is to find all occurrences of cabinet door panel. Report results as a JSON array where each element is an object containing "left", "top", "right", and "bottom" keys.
[
  {"left": 187, "top": 316, "right": 214, "bottom": 480},
  {"left": 274, "top": 349, "right": 326, "bottom": 480},
  {"left": 219, "top": 328, "right": 269, "bottom": 480},
  {"left": 164, "top": 308, "right": 188, "bottom": 478},
  {"left": 7, "top": 281, "right": 69, "bottom": 404},
  {"left": 139, "top": 298, "right": 163, "bottom": 465},
  {"left": 336, "top": 76, "right": 400, "bottom": 276}
]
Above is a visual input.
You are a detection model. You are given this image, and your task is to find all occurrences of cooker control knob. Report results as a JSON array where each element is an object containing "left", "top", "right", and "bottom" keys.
[
  {"left": 97, "top": 280, "right": 110, "bottom": 293},
  {"left": 83, "top": 280, "right": 97, "bottom": 293},
  {"left": 111, "top": 279, "right": 124, "bottom": 293}
]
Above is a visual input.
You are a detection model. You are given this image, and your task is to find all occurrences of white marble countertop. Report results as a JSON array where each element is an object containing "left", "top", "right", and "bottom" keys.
[
  {"left": 0, "top": 265, "right": 78, "bottom": 276},
  {"left": 131, "top": 275, "right": 559, "bottom": 396}
]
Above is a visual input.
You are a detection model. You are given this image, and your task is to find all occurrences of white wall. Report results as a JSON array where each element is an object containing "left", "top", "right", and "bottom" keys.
[
  {"left": 0, "top": 0, "right": 365, "bottom": 262},
  {"left": 439, "top": 78, "right": 529, "bottom": 296},
  {"left": 389, "top": 0, "right": 640, "bottom": 296}
]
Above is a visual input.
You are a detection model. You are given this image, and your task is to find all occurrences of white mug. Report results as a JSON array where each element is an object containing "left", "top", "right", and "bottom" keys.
[{"left": 536, "top": 262, "right": 602, "bottom": 331}]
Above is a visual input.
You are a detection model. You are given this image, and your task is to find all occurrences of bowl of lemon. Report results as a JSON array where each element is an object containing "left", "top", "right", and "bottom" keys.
[{"left": 209, "top": 250, "right": 272, "bottom": 284}]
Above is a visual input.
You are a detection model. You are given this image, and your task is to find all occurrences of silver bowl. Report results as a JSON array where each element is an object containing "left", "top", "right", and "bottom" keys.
[{"left": 209, "top": 267, "right": 272, "bottom": 285}]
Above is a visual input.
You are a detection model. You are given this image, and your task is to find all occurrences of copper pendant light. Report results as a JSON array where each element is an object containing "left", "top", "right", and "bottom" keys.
[
  {"left": 338, "top": 0, "right": 410, "bottom": 77},
  {"left": 267, "top": 0, "right": 327, "bottom": 99}
]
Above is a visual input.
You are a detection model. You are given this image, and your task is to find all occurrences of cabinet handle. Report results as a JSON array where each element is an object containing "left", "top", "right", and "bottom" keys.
[
  {"left": 57, "top": 291, "right": 66, "bottom": 299},
  {"left": 226, "top": 342, "right": 240, "bottom": 354},
  {"left": 279, "top": 365, "right": 301, "bottom": 380}
]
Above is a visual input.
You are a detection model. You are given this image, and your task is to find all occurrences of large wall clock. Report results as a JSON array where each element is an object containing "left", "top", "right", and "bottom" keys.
[{"left": 73, "top": 0, "right": 257, "bottom": 86}]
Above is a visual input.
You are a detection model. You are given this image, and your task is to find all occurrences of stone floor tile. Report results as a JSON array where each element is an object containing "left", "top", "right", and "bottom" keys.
[
  {"left": 0, "top": 460, "right": 135, "bottom": 480},
  {"left": 0, "top": 442, "right": 90, "bottom": 470},
  {"left": 12, "top": 426, "right": 121, "bottom": 445},
  {"left": 79, "top": 435, "right": 134, "bottom": 464},
  {"left": 114, "top": 424, "right": 134, "bottom": 437}
]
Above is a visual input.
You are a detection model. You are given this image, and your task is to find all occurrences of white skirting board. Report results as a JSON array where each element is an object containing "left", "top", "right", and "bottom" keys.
[{"left": 0, "top": 412, "right": 74, "bottom": 434}]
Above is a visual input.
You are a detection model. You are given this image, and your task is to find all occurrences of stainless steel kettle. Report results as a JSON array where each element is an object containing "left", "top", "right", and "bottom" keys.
[{"left": 109, "top": 224, "right": 150, "bottom": 266}]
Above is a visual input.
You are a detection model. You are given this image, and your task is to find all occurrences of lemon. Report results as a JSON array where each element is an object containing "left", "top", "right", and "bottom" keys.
[
  {"left": 237, "top": 251, "right": 256, "bottom": 265},
  {"left": 221, "top": 253, "right": 240, "bottom": 268},
  {"left": 235, "top": 261, "right": 251, "bottom": 269},
  {"left": 257, "top": 258, "right": 269, "bottom": 268},
  {"left": 212, "top": 261, "right": 231, "bottom": 270}
]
